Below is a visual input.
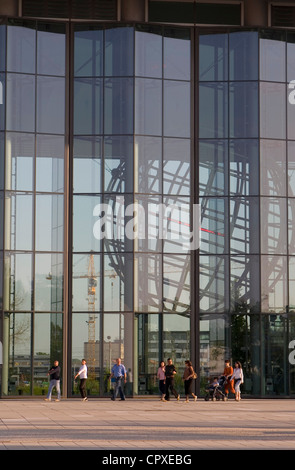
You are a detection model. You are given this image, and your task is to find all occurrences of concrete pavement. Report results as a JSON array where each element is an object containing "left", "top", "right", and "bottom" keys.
[{"left": 0, "top": 397, "right": 294, "bottom": 450}]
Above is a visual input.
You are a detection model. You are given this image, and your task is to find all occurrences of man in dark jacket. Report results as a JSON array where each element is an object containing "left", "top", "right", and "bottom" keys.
[
  {"left": 44, "top": 360, "right": 61, "bottom": 402},
  {"left": 164, "top": 358, "right": 180, "bottom": 401}
]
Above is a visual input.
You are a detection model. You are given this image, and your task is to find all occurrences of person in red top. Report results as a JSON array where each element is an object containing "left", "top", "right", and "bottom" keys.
[{"left": 223, "top": 360, "right": 235, "bottom": 398}]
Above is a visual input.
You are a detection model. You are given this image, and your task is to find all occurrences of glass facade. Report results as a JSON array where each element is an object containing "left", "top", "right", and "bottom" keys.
[{"left": 1, "top": 13, "right": 295, "bottom": 397}]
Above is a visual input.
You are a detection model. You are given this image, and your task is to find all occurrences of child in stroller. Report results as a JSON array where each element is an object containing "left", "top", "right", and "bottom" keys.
[{"left": 205, "top": 376, "right": 227, "bottom": 401}]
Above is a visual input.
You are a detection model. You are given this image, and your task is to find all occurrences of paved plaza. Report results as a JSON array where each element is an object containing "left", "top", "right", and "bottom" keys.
[{"left": 0, "top": 397, "right": 294, "bottom": 451}]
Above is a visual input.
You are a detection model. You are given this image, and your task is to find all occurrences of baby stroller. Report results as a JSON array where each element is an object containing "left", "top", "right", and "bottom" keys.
[{"left": 204, "top": 376, "right": 227, "bottom": 401}]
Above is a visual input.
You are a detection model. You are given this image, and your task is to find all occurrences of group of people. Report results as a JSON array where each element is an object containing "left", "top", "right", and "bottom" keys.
[
  {"left": 223, "top": 359, "right": 244, "bottom": 401},
  {"left": 157, "top": 358, "right": 197, "bottom": 403},
  {"left": 43, "top": 357, "right": 244, "bottom": 402},
  {"left": 43, "top": 357, "right": 128, "bottom": 402}
]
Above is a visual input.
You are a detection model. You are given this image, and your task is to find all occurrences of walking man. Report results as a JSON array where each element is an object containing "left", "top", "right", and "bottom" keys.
[
  {"left": 165, "top": 358, "right": 180, "bottom": 401},
  {"left": 111, "top": 358, "right": 127, "bottom": 401},
  {"left": 44, "top": 360, "right": 61, "bottom": 402},
  {"left": 74, "top": 359, "right": 88, "bottom": 401}
]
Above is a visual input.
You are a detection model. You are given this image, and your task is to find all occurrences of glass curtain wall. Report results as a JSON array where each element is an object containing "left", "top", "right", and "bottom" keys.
[
  {"left": 134, "top": 25, "right": 191, "bottom": 395},
  {"left": 199, "top": 29, "right": 295, "bottom": 396},
  {"left": 72, "top": 24, "right": 191, "bottom": 397},
  {"left": 1, "top": 21, "right": 65, "bottom": 396}
]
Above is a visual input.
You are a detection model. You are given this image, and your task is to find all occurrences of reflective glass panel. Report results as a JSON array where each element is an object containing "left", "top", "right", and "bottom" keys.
[
  {"left": 230, "top": 315, "right": 261, "bottom": 395},
  {"left": 229, "top": 31, "right": 258, "bottom": 81},
  {"left": 37, "top": 76, "right": 65, "bottom": 134},
  {"left": 199, "top": 255, "right": 228, "bottom": 313},
  {"left": 37, "top": 24, "right": 65, "bottom": 76},
  {"left": 72, "top": 313, "right": 100, "bottom": 394},
  {"left": 72, "top": 254, "right": 101, "bottom": 312},
  {"left": 6, "top": 313, "right": 32, "bottom": 395},
  {"left": 35, "top": 194, "right": 64, "bottom": 252},
  {"left": 36, "top": 134, "right": 64, "bottom": 193},
  {"left": 74, "top": 27, "right": 103, "bottom": 77},
  {"left": 134, "top": 136, "right": 162, "bottom": 194},
  {"left": 73, "top": 136, "right": 102, "bottom": 193},
  {"left": 0, "top": 25, "right": 6, "bottom": 72},
  {"left": 105, "top": 27, "right": 134, "bottom": 77},
  {"left": 230, "top": 256, "right": 260, "bottom": 313},
  {"left": 199, "top": 140, "right": 228, "bottom": 196},
  {"left": 288, "top": 83, "right": 295, "bottom": 139},
  {"left": 103, "top": 313, "right": 133, "bottom": 394},
  {"left": 102, "top": 194, "right": 133, "bottom": 253},
  {"left": 200, "top": 315, "right": 227, "bottom": 386},
  {"left": 200, "top": 197, "right": 227, "bottom": 254},
  {"left": 135, "top": 313, "right": 159, "bottom": 395},
  {"left": 163, "top": 138, "right": 190, "bottom": 195},
  {"left": 163, "top": 196, "right": 191, "bottom": 254},
  {"left": 103, "top": 254, "right": 133, "bottom": 312},
  {"left": 5, "top": 133, "right": 34, "bottom": 191},
  {"left": 229, "top": 140, "right": 259, "bottom": 196},
  {"left": 261, "top": 315, "right": 288, "bottom": 395},
  {"left": 163, "top": 313, "right": 190, "bottom": 380},
  {"left": 135, "top": 78, "right": 162, "bottom": 136},
  {"left": 229, "top": 82, "right": 258, "bottom": 138},
  {"left": 7, "top": 24, "right": 36, "bottom": 73},
  {"left": 35, "top": 254, "right": 63, "bottom": 312},
  {"left": 288, "top": 141, "right": 295, "bottom": 198},
  {"left": 163, "top": 254, "right": 190, "bottom": 314},
  {"left": 135, "top": 26, "right": 162, "bottom": 78},
  {"left": 260, "top": 33, "right": 286, "bottom": 82},
  {"left": 0, "top": 73, "right": 4, "bottom": 131},
  {"left": 134, "top": 195, "right": 162, "bottom": 252},
  {"left": 34, "top": 313, "right": 63, "bottom": 395},
  {"left": 6, "top": 74, "right": 35, "bottom": 132},
  {"left": 5, "top": 193, "right": 33, "bottom": 251},
  {"left": 104, "top": 136, "right": 133, "bottom": 193},
  {"left": 74, "top": 78, "right": 102, "bottom": 135},
  {"left": 164, "top": 81, "right": 190, "bottom": 138},
  {"left": 199, "top": 83, "right": 228, "bottom": 138},
  {"left": 288, "top": 199, "right": 295, "bottom": 255},
  {"left": 73, "top": 195, "right": 101, "bottom": 252},
  {"left": 260, "top": 82, "right": 286, "bottom": 139},
  {"left": 260, "top": 140, "right": 286, "bottom": 197},
  {"left": 287, "top": 33, "right": 295, "bottom": 82},
  {"left": 104, "top": 78, "right": 133, "bottom": 135},
  {"left": 163, "top": 29, "right": 190, "bottom": 80},
  {"left": 4, "top": 253, "right": 32, "bottom": 311},
  {"left": 134, "top": 254, "right": 162, "bottom": 312},
  {"left": 289, "top": 257, "right": 295, "bottom": 308},
  {"left": 230, "top": 197, "right": 260, "bottom": 254},
  {"left": 260, "top": 198, "right": 287, "bottom": 254},
  {"left": 199, "top": 34, "right": 228, "bottom": 82}
]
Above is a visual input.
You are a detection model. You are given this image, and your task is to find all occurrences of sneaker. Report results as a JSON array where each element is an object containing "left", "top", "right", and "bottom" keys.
[
  {"left": 44, "top": 398, "right": 51, "bottom": 402},
  {"left": 55, "top": 399, "right": 60, "bottom": 402},
  {"left": 82, "top": 397, "right": 88, "bottom": 401},
  {"left": 177, "top": 395, "right": 180, "bottom": 401},
  {"left": 193, "top": 395, "right": 197, "bottom": 402}
]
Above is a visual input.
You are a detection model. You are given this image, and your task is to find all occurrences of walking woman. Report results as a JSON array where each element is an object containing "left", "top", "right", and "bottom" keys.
[
  {"left": 182, "top": 360, "right": 197, "bottom": 402},
  {"left": 231, "top": 361, "right": 244, "bottom": 401},
  {"left": 157, "top": 361, "right": 166, "bottom": 401}
]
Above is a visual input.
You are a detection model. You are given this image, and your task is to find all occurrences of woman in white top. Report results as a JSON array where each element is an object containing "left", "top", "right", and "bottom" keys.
[
  {"left": 157, "top": 361, "right": 166, "bottom": 401},
  {"left": 231, "top": 361, "right": 244, "bottom": 401},
  {"left": 74, "top": 359, "right": 88, "bottom": 401}
]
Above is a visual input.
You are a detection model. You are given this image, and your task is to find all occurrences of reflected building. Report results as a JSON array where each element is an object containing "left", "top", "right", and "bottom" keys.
[{"left": 1, "top": 0, "right": 295, "bottom": 398}]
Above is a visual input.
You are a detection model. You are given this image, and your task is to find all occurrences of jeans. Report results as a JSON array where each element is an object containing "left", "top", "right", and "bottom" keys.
[
  {"left": 47, "top": 379, "right": 61, "bottom": 400},
  {"left": 112, "top": 377, "right": 125, "bottom": 400}
]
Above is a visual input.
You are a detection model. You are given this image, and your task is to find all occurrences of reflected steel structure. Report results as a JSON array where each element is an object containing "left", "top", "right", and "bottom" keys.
[{"left": 1, "top": 0, "right": 295, "bottom": 398}]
